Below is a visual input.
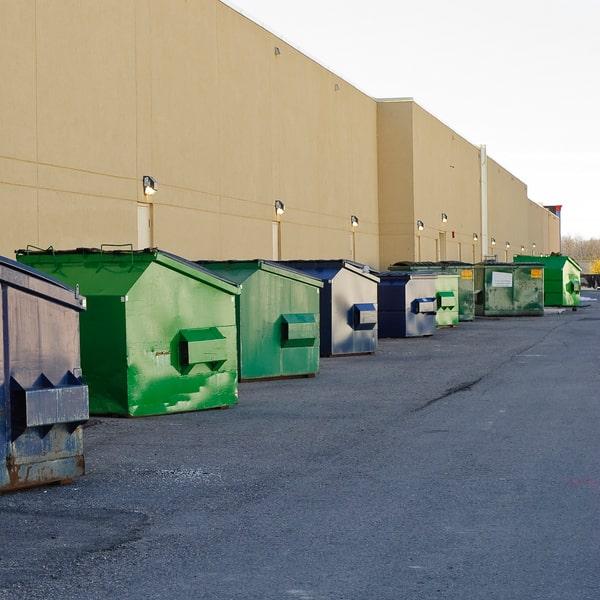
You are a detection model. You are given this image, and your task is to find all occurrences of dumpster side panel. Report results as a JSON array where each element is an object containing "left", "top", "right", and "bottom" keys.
[
  {"left": 319, "top": 282, "right": 333, "bottom": 357},
  {"left": 378, "top": 276, "right": 436, "bottom": 338},
  {"left": 81, "top": 296, "right": 129, "bottom": 415},
  {"left": 378, "top": 278, "right": 407, "bottom": 337},
  {"left": 481, "top": 266, "right": 514, "bottom": 316},
  {"left": 330, "top": 269, "right": 378, "bottom": 355},
  {"left": 238, "top": 270, "right": 320, "bottom": 380},
  {"left": 563, "top": 260, "right": 581, "bottom": 307},
  {"left": 1, "top": 285, "right": 8, "bottom": 489},
  {"left": 513, "top": 266, "right": 544, "bottom": 315},
  {"left": 544, "top": 261, "right": 564, "bottom": 307},
  {"left": 124, "top": 262, "right": 238, "bottom": 416},
  {"left": 435, "top": 274, "right": 460, "bottom": 327},
  {"left": 1, "top": 285, "right": 85, "bottom": 492},
  {"left": 452, "top": 267, "right": 475, "bottom": 321}
]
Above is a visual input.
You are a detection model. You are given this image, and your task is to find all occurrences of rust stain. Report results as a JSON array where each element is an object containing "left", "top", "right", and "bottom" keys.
[{"left": 1, "top": 454, "right": 85, "bottom": 493}]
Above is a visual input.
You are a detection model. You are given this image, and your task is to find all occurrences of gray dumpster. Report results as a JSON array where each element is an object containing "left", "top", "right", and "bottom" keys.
[
  {"left": 377, "top": 271, "right": 437, "bottom": 337},
  {"left": 1, "top": 255, "right": 88, "bottom": 492},
  {"left": 280, "top": 260, "right": 379, "bottom": 356}
]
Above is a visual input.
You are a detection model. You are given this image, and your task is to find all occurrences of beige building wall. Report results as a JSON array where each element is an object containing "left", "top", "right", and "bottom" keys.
[
  {"left": 377, "top": 100, "right": 415, "bottom": 269},
  {"left": 411, "top": 104, "right": 481, "bottom": 264},
  {"left": 0, "top": 2, "right": 559, "bottom": 268},
  {"left": 487, "top": 159, "right": 530, "bottom": 261},
  {"left": 377, "top": 100, "right": 560, "bottom": 266},
  {"left": 0, "top": 0, "right": 379, "bottom": 266}
]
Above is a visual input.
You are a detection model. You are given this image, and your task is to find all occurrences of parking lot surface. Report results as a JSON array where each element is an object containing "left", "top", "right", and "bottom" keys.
[{"left": 1, "top": 293, "right": 599, "bottom": 599}]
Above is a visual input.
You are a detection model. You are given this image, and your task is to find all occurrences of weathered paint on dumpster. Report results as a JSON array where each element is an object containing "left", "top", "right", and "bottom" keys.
[
  {"left": 198, "top": 260, "right": 322, "bottom": 381},
  {"left": 279, "top": 260, "right": 379, "bottom": 356},
  {"left": 17, "top": 249, "right": 240, "bottom": 417},
  {"left": 515, "top": 254, "right": 581, "bottom": 307},
  {"left": 440, "top": 262, "right": 475, "bottom": 322},
  {"left": 377, "top": 271, "right": 437, "bottom": 337},
  {"left": 1, "top": 256, "right": 88, "bottom": 492},
  {"left": 474, "top": 262, "right": 545, "bottom": 316}
]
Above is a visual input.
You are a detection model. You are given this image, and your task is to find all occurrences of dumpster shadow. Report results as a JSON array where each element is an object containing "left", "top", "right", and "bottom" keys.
[{"left": 0, "top": 506, "right": 149, "bottom": 588}]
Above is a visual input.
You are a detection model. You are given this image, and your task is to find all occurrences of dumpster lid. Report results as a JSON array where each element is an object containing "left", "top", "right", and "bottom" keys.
[
  {"left": 278, "top": 260, "right": 380, "bottom": 283},
  {"left": 197, "top": 260, "right": 323, "bottom": 288},
  {"left": 439, "top": 261, "right": 474, "bottom": 267},
  {"left": 157, "top": 251, "right": 240, "bottom": 295},
  {"left": 515, "top": 254, "right": 581, "bottom": 271},
  {"left": 16, "top": 247, "right": 241, "bottom": 296},
  {"left": 1, "top": 254, "right": 85, "bottom": 311},
  {"left": 476, "top": 260, "right": 544, "bottom": 267},
  {"left": 375, "top": 270, "right": 437, "bottom": 281}
]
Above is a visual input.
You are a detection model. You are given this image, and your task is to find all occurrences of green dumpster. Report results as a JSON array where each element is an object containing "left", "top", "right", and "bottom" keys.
[
  {"left": 198, "top": 260, "right": 322, "bottom": 381},
  {"left": 474, "top": 261, "right": 544, "bottom": 316},
  {"left": 515, "top": 254, "right": 581, "bottom": 307},
  {"left": 17, "top": 248, "right": 240, "bottom": 416},
  {"left": 440, "top": 262, "right": 475, "bottom": 322},
  {"left": 389, "top": 262, "right": 459, "bottom": 327}
]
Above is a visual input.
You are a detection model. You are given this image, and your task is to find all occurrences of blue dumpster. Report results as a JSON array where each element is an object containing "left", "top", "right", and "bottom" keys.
[
  {"left": 280, "top": 260, "right": 379, "bottom": 356},
  {"left": 377, "top": 271, "right": 437, "bottom": 337},
  {"left": 1, "top": 256, "right": 88, "bottom": 492}
]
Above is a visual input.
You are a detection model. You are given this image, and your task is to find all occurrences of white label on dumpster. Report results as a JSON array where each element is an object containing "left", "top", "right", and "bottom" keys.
[{"left": 491, "top": 272, "right": 513, "bottom": 288}]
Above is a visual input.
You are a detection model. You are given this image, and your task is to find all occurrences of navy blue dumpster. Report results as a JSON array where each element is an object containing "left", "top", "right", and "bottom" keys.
[
  {"left": 280, "top": 260, "right": 379, "bottom": 356},
  {"left": 377, "top": 271, "right": 437, "bottom": 337},
  {"left": 1, "top": 256, "right": 88, "bottom": 492}
]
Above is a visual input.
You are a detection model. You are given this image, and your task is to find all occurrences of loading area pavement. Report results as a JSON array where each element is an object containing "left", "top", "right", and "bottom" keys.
[{"left": 1, "top": 293, "right": 599, "bottom": 600}]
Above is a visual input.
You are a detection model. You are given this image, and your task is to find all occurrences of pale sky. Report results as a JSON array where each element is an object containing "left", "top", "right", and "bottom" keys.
[{"left": 223, "top": 0, "right": 600, "bottom": 239}]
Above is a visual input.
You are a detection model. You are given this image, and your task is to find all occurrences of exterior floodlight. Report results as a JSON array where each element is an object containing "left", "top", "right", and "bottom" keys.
[
  {"left": 351, "top": 215, "right": 359, "bottom": 228},
  {"left": 441, "top": 213, "right": 448, "bottom": 223},
  {"left": 521, "top": 245, "right": 525, "bottom": 252},
  {"left": 473, "top": 233, "right": 479, "bottom": 242},
  {"left": 506, "top": 242, "right": 511, "bottom": 249},
  {"left": 274, "top": 200, "right": 285, "bottom": 216},
  {"left": 416, "top": 220, "right": 424, "bottom": 231},
  {"left": 143, "top": 176, "right": 157, "bottom": 196},
  {"left": 533, "top": 243, "right": 537, "bottom": 249},
  {"left": 491, "top": 238, "right": 496, "bottom": 246}
]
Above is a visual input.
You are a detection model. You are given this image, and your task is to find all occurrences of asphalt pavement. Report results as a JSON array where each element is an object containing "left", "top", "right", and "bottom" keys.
[{"left": 1, "top": 293, "right": 599, "bottom": 599}]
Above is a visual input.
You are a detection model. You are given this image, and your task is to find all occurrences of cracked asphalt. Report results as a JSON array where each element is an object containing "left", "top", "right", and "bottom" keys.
[{"left": 1, "top": 292, "right": 599, "bottom": 599}]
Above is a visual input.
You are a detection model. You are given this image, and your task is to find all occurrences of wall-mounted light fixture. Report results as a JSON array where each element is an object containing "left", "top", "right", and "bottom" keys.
[
  {"left": 416, "top": 220, "right": 424, "bottom": 231},
  {"left": 351, "top": 215, "right": 359, "bottom": 228},
  {"left": 143, "top": 176, "right": 157, "bottom": 196},
  {"left": 274, "top": 200, "right": 285, "bottom": 216},
  {"left": 334, "top": 83, "right": 340, "bottom": 91},
  {"left": 473, "top": 233, "right": 479, "bottom": 242},
  {"left": 505, "top": 241, "right": 511, "bottom": 249},
  {"left": 491, "top": 237, "right": 496, "bottom": 246},
  {"left": 441, "top": 212, "right": 448, "bottom": 223},
  {"left": 532, "top": 243, "right": 537, "bottom": 249},
  {"left": 520, "top": 245, "right": 525, "bottom": 252},
  {"left": 274, "top": 46, "right": 281, "bottom": 56}
]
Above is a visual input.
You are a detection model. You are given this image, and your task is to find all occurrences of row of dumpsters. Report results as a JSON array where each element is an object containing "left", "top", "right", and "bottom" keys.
[{"left": 1, "top": 248, "right": 582, "bottom": 492}]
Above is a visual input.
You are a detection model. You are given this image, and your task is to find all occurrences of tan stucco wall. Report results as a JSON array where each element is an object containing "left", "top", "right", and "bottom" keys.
[
  {"left": 0, "top": 2, "right": 559, "bottom": 268},
  {"left": 411, "top": 104, "right": 481, "bottom": 263},
  {"left": 0, "top": 0, "right": 379, "bottom": 265},
  {"left": 377, "top": 101, "right": 415, "bottom": 269}
]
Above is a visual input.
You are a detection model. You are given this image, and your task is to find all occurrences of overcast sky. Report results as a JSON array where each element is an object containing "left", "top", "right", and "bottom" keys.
[{"left": 223, "top": 0, "right": 599, "bottom": 239}]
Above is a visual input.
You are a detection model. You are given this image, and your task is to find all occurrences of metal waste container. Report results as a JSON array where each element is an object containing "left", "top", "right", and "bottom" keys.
[
  {"left": 1, "top": 255, "right": 88, "bottom": 492},
  {"left": 440, "top": 262, "right": 475, "bottom": 322},
  {"left": 377, "top": 271, "right": 437, "bottom": 337},
  {"left": 280, "top": 260, "right": 379, "bottom": 356},
  {"left": 17, "top": 247, "right": 240, "bottom": 417},
  {"left": 389, "top": 262, "right": 459, "bottom": 327},
  {"left": 198, "top": 260, "right": 322, "bottom": 380},
  {"left": 474, "top": 261, "right": 545, "bottom": 316},
  {"left": 515, "top": 254, "right": 581, "bottom": 307}
]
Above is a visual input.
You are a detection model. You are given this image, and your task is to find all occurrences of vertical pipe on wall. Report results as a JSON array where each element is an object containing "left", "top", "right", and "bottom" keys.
[{"left": 480, "top": 145, "right": 488, "bottom": 260}]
